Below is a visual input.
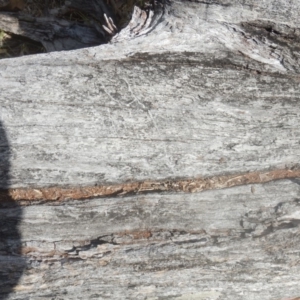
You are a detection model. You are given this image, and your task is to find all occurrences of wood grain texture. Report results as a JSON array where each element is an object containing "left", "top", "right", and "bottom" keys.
[
  {"left": 1, "top": 51, "right": 300, "bottom": 188},
  {"left": 2, "top": 180, "right": 300, "bottom": 299},
  {"left": 1, "top": 1, "right": 300, "bottom": 187},
  {"left": 1, "top": 0, "right": 300, "bottom": 299}
]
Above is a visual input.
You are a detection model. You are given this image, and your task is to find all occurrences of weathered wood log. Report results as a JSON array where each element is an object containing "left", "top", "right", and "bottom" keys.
[{"left": 1, "top": 0, "right": 300, "bottom": 299}]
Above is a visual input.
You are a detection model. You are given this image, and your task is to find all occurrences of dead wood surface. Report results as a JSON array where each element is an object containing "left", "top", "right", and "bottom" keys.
[
  {"left": 1, "top": 0, "right": 300, "bottom": 299},
  {"left": 2, "top": 180, "right": 300, "bottom": 299}
]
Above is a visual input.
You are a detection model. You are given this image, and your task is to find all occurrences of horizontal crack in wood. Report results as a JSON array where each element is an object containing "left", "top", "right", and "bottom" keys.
[{"left": 1, "top": 168, "right": 300, "bottom": 205}]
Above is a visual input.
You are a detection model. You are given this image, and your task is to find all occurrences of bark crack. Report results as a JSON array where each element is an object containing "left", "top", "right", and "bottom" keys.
[
  {"left": 240, "top": 198, "right": 300, "bottom": 238},
  {"left": 1, "top": 167, "right": 300, "bottom": 205}
]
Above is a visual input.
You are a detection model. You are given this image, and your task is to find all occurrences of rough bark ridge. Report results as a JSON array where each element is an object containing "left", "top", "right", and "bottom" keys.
[{"left": 1, "top": 0, "right": 300, "bottom": 299}]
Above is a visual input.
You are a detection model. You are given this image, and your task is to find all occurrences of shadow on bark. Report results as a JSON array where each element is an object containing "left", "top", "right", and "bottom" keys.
[
  {"left": 0, "top": 0, "right": 117, "bottom": 57},
  {"left": 0, "top": 0, "right": 157, "bottom": 58},
  {"left": 0, "top": 122, "right": 25, "bottom": 299}
]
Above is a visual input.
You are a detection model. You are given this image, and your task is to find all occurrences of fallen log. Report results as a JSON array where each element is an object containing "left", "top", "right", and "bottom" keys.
[{"left": 1, "top": 0, "right": 300, "bottom": 299}]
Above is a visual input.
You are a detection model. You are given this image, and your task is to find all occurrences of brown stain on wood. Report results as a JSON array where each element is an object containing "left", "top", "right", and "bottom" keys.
[{"left": 1, "top": 168, "right": 300, "bottom": 205}]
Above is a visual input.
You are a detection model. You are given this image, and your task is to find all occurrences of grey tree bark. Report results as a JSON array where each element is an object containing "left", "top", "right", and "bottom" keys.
[{"left": 1, "top": 0, "right": 300, "bottom": 299}]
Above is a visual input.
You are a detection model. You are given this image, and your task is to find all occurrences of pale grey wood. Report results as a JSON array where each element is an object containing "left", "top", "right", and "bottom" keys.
[
  {"left": 1, "top": 1, "right": 300, "bottom": 299},
  {"left": 1, "top": 0, "right": 300, "bottom": 187},
  {"left": 2, "top": 180, "right": 300, "bottom": 299}
]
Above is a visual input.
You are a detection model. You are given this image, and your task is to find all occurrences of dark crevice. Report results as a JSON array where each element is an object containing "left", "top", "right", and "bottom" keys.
[
  {"left": 0, "top": 0, "right": 163, "bottom": 58},
  {"left": 240, "top": 198, "right": 300, "bottom": 238},
  {"left": 65, "top": 234, "right": 118, "bottom": 255},
  {"left": 180, "top": 0, "right": 230, "bottom": 7},
  {"left": 289, "top": 179, "right": 300, "bottom": 187},
  {"left": 240, "top": 21, "right": 300, "bottom": 51}
]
